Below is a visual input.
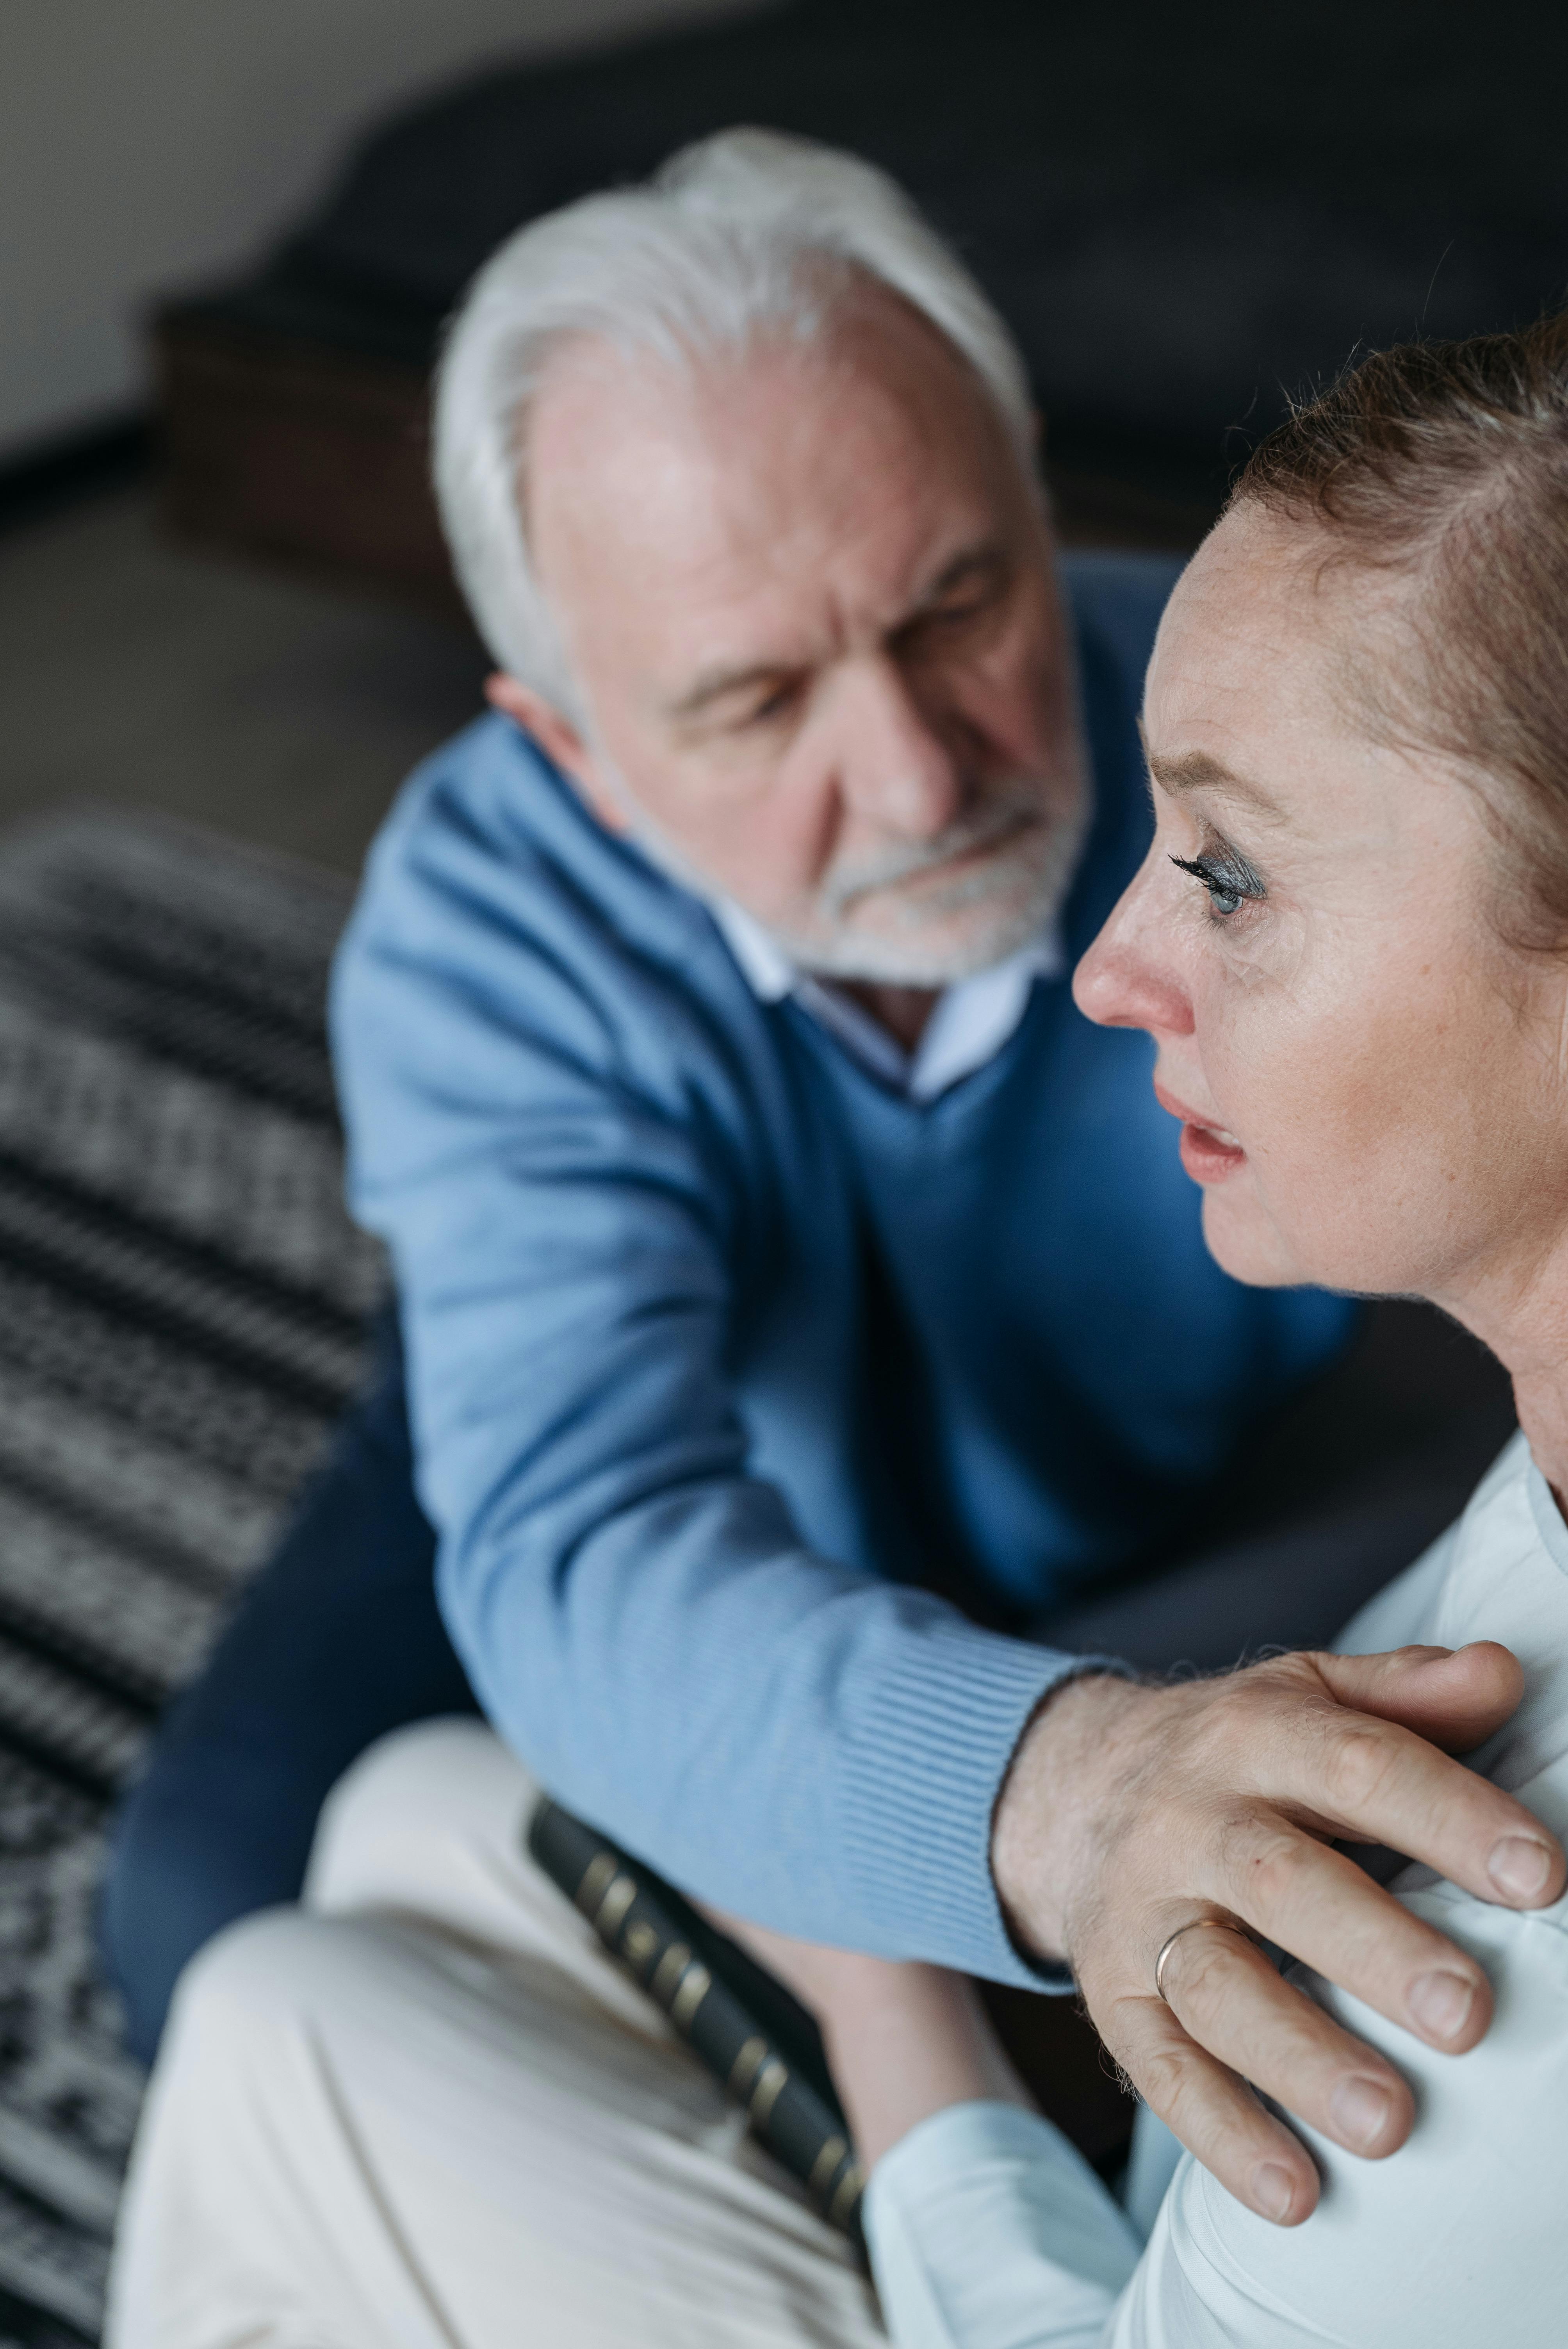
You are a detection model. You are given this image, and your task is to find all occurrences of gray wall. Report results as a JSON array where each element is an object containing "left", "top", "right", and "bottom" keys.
[{"left": 0, "top": 0, "right": 766, "bottom": 462}]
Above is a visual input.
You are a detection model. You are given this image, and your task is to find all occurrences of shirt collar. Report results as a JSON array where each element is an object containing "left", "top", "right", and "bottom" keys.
[{"left": 711, "top": 898, "right": 1063, "bottom": 1103}]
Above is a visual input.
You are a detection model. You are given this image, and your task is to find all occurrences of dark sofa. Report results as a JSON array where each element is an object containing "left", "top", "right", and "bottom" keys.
[{"left": 155, "top": 0, "right": 1568, "bottom": 601}]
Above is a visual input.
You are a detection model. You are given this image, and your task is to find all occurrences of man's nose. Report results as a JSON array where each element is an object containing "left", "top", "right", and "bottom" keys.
[
  {"left": 1073, "top": 862, "right": 1194, "bottom": 1036},
  {"left": 834, "top": 657, "right": 964, "bottom": 837}
]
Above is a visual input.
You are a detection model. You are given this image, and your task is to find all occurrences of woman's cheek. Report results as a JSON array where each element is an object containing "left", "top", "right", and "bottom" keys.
[{"left": 1201, "top": 921, "right": 1325, "bottom": 1135}]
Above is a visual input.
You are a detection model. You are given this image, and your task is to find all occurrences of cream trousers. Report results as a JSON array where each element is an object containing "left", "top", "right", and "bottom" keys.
[{"left": 105, "top": 1718, "right": 883, "bottom": 2349}]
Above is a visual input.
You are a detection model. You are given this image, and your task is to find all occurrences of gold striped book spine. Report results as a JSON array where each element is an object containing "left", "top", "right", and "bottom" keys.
[{"left": 528, "top": 1798, "right": 865, "bottom": 2246}]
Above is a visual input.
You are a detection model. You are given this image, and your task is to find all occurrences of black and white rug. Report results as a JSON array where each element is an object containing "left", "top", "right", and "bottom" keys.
[{"left": 0, "top": 809, "right": 381, "bottom": 2342}]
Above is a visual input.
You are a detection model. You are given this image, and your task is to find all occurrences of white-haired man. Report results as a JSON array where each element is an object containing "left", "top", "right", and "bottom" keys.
[{"left": 103, "top": 131, "right": 1558, "bottom": 2345}]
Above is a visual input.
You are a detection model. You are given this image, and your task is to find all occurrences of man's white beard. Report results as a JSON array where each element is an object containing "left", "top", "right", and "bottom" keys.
[
  {"left": 602, "top": 754, "right": 1090, "bottom": 990},
  {"left": 773, "top": 777, "right": 1089, "bottom": 985}
]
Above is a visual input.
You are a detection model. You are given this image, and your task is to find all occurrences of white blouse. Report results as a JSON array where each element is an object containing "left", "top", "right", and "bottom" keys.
[{"left": 864, "top": 1433, "right": 1568, "bottom": 2347}]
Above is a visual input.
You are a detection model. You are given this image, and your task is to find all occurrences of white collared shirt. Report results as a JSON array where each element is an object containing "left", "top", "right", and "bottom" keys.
[
  {"left": 865, "top": 1429, "right": 1568, "bottom": 2349},
  {"left": 711, "top": 900, "right": 1064, "bottom": 1105}
]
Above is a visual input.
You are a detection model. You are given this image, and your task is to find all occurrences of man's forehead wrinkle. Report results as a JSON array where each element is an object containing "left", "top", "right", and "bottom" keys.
[
  {"left": 529, "top": 288, "right": 1033, "bottom": 734},
  {"left": 529, "top": 291, "right": 1014, "bottom": 542},
  {"left": 545, "top": 357, "right": 919, "bottom": 569},
  {"left": 633, "top": 385, "right": 1002, "bottom": 683},
  {"left": 529, "top": 362, "right": 712, "bottom": 566}
]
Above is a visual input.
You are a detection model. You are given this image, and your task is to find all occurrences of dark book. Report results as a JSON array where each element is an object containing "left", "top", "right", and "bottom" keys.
[{"left": 527, "top": 1797, "right": 866, "bottom": 2247}]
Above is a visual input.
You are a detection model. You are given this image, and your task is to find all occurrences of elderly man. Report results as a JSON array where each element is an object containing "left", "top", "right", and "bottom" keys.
[{"left": 103, "top": 131, "right": 1558, "bottom": 2341}]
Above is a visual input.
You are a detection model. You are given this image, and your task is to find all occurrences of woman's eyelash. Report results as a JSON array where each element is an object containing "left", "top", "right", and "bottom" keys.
[{"left": 1168, "top": 850, "right": 1266, "bottom": 919}]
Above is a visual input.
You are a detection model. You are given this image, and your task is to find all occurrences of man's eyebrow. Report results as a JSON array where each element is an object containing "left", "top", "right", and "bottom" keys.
[
  {"left": 1140, "top": 736, "right": 1285, "bottom": 820},
  {"left": 666, "top": 542, "right": 1014, "bottom": 721},
  {"left": 914, "top": 540, "right": 1010, "bottom": 605}
]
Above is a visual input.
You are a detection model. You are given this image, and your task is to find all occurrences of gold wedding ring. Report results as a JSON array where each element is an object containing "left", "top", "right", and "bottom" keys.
[{"left": 1154, "top": 1917, "right": 1256, "bottom": 2004}]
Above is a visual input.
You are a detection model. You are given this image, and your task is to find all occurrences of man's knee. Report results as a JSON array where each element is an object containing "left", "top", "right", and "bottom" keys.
[
  {"left": 153, "top": 1908, "right": 356, "bottom": 2118},
  {"left": 306, "top": 1716, "right": 535, "bottom": 1917},
  {"left": 305, "top": 1722, "right": 672, "bottom": 2043}
]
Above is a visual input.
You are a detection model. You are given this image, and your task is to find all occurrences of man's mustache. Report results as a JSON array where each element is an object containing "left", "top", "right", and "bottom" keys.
[{"left": 820, "top": 786, "right": 1049, "bottom": 920}]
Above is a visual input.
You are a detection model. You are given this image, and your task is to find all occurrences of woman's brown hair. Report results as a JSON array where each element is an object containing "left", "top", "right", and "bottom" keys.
[{"left": 1230, "top": 310, "right": 1568, "bottom": 947}]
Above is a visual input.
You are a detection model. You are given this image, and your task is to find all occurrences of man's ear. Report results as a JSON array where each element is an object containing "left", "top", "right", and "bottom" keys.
[{"left": 484, "top": 673, "right": 630, "bottom": 835}]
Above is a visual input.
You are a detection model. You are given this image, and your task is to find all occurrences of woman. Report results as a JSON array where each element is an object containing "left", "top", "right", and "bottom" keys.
[
  {"left": 795, "top": 307, "right": 1568, "bottom": 2344},
  {"left": 107, "top": 312, "right": 1568, "bottom": 2345}
]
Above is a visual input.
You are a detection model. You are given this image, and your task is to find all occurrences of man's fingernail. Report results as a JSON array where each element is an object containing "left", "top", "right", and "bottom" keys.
[
  {"left": 1409, "top": 1969, "right": 1474, "bottom": 2041},
  {"left": 1488, "top": 1835, "right": 1553, "bottom": 1901},
  {"left": 1252, "top": 2162, "right": 1296, "bottom": 2221},
  {"left": 1329, "top": 2075, "right": 1394, "bottom": 2150}
]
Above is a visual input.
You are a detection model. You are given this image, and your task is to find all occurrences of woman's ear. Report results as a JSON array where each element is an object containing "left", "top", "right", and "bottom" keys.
[{"left": 484, "top": 674, "right": 631, "bottom": 834}]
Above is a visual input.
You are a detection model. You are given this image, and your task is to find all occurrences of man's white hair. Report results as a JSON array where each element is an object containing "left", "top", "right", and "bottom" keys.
[{"left": 432, "top": 127, "right": 1036, "bottom": 706}]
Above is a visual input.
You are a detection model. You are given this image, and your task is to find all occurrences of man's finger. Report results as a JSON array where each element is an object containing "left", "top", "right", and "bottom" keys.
[
  {"left": 1101, "top": 1988, "right": 1318, "bottom": 2226},
  {"left": 1207, "top": 1814, "right": 1493, "bottom": 2049},
  {"left": 1314, "top": 1642, "right": 1523, "bottom": 1754},
  {"left": 1259, "top": 1672, "right": 1564, "bottom": 1912},
  {"left": 1153, "top": 1916, "right": 1415, "bottom": 2156}
]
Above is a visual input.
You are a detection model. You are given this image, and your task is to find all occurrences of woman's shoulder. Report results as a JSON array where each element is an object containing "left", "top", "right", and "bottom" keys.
[
  {"left": 1335, "top": 1431, "right": 1535, "bottom": 1658},
  {"left": 1141, "top": 1431, "right": 1568, "bottom": 2342},
  {"left": 1146, "top": 1882, "right": 1568, "bottom": 2346}
]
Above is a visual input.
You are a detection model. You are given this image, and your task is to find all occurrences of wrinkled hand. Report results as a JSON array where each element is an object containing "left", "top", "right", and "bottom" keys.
[{"left": 992, "top": 1643, "right": 1565, "bottom": 2225}]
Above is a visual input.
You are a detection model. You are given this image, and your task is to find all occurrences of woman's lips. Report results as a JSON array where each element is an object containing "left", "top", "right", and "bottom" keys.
[
  {"left": 1153, "top": 1081, "right": 1247, "bottom": 1185},
  {"left": 1178, "top": 1123, "right": 1247, "bottom": 1183}
]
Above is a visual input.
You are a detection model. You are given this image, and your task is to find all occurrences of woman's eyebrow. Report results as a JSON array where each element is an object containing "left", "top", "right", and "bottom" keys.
[{"left": 1141, "top": 739, "right": 1287, "bottom": 822}]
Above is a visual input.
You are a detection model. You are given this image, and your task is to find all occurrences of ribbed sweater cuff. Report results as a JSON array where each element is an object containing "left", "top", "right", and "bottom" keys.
[{"left": 840, "top": 1620, "right": 1107, "bottom": 1988}]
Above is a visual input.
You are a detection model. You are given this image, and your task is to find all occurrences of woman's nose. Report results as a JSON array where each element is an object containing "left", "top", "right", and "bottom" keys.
[
  {"left": 835, "top": 658, "right": 963, "bottom": 838},
  {"left": 1073, "top": 873, "right": 1194, "bottom": 1037}
]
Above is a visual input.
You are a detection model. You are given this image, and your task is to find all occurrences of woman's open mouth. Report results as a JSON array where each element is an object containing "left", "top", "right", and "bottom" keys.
[{"left": 1153, "top": 1082, "right": 1247, "bottom": 1184}]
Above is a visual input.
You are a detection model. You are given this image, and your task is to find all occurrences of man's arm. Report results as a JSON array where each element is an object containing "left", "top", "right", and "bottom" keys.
[{"left": 330, "top": 758, "right": 1076, "bottom": 1982}]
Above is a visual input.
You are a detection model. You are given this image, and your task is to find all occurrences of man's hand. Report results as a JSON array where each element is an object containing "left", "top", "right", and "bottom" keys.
[{"left": 992, "top": 1643, "right": 1565, "bottom": 2226}]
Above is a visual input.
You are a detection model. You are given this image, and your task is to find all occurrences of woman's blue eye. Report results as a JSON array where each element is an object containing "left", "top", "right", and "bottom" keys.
[{"left": 1169, "top": 852, "right": 1261, "bottom": 920}]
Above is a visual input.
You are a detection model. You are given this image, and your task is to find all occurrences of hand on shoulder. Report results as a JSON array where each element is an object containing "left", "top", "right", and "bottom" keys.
[{"left": 991, "top": 1643, "right": 1564, "bottom": 2222}]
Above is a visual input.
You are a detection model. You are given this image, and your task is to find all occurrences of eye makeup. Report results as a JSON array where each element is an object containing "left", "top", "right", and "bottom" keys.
[{"left": 1168, "top": 843, "right": 1266, "bottom": 920}]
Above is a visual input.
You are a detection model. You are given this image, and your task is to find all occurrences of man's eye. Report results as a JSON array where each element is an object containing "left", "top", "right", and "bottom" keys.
[
  {"left": 914, "top": 592, "right": 1000, "bottom": 642},
  {"left": 896, "top": 585, "right": 1005, "bottom": 658},
  {"left": 1168, "top": 852, "right": 1263, "bottom": 921},
  {"left": 739, "top": 681, "right": 801, "bottom": 729}
]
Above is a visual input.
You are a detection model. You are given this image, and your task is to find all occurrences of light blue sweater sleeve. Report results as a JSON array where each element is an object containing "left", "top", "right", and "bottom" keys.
[{"left": 330, "top": 748, "right": 1078, "bottom": 1984}]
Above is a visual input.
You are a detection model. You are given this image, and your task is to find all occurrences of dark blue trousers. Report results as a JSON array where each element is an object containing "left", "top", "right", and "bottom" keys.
[
  {"left": 102, "top": 1303, "right": 1509, "bottom": 2063},
  {"left": 101, "top": 1314, "right": 476, "bottom": 2064}
]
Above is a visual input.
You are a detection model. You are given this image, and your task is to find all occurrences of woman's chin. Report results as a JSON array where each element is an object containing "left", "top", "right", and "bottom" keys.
[{"left": 1199, "top": 1186, "right": 1308, "bottom": 1289}]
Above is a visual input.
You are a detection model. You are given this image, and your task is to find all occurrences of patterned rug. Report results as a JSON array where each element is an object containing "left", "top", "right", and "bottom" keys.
[{"left": 0, "top": 810, "right": 380, "bottom": 2342}]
